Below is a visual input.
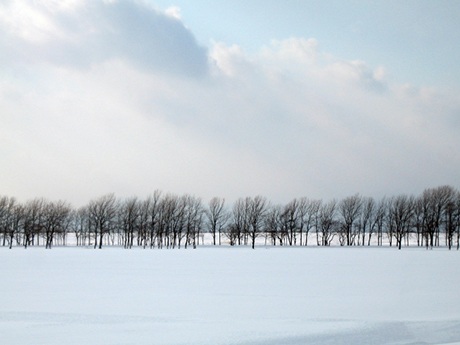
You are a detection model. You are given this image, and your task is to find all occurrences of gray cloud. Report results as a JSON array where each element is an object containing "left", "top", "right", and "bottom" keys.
[
  {"left": 0, "top": 0, "right": 208, "bottom": 77},
  {"left": 101, "top": 1, "right": 208, "bottom": 77}
]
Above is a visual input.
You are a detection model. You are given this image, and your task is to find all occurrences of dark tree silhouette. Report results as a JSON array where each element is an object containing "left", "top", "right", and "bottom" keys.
[
  {"left": 118, "top": 197, "right": 140, "bottom": 249},
  {"left": 43, "top": 200, "right": 72, "bottom": 249},
  {"left": 1, "top": 185, "right": 459, "bottom": 249},
  {"left": 338, "top": 194, "right": 362, "bottom": 246},
  {"left": 23, "top": 198, "right": 45, "bottom": 248},
  {"left": 88, "top": 194, "right": 117, "bottom": 249},
  {"left": 205, "top": 197, "right": 228, "bottom": 246},
  {"left": 247, "top": 196, "right": 268, "bottom": 249},
  {"left": 318, "top": 200, "right": 337, "bottom": 246},
  {"left": 388, "top": 195, "right": 414, "bottom": 250}
]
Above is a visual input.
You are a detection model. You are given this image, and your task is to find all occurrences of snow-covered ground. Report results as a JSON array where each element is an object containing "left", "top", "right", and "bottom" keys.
[{"left": 0, "top": 246, "right": 459, "bottom": 344}]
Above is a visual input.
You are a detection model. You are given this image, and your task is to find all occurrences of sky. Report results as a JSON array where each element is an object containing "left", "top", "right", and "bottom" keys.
[{"left": 1, "top": 0, "right": 459, "bottom": 207}]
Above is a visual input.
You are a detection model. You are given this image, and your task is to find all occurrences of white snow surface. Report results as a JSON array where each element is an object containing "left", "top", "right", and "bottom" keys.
[{"left": 1, "top": 246, "right": 459, "bottom": 344}]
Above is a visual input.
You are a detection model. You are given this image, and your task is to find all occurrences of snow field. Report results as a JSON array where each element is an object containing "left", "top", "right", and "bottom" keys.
[{"left": 0, "top": 246, "right": 459, "bottom": 344}]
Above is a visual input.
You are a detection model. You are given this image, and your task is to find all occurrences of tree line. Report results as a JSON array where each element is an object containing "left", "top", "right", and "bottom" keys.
[{"left": 0, "top": 185, "right": 459, "bottom": 250}]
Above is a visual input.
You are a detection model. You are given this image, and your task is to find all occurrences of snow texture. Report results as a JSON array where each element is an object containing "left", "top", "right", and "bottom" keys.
[{"left": 0, "top": 247, "right": 459, "bottom": 344}]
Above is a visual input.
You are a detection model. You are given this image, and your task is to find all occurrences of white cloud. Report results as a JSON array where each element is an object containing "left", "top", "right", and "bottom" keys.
[
  {"left": 263, "top": 38, "right": 318, "bottom": 65},
  {"left": 0, "top": 1, "right": 459, "bottom": 205},
  {"left": 207, "top": 39, "right": 460, "bottom": 198},
  {"left": 0, "top": 0, "right": 60, "bottom": 43},
  {"left": 209, "top": 42, "right": 250, "bottom": 77},
  {"left": 165, "top": 6, "right": 181, "bottom": 20}
]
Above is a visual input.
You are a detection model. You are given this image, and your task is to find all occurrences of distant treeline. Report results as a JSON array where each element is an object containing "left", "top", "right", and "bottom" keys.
[{"left": 0, "top": 185, "right": 459, "bottom": 250}]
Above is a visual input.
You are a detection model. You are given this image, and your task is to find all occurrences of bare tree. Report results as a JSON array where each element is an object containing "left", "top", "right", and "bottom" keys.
[
  {"left": 388, "top": 195, "right": 414, "bottom": 250},
  {"left": 147, "top": 190, "right": 162, "bottom": 249},
  {"left": 276, "top": 206, "right": 289, "bottom": 246},
  {"left": 87, "top": 194, "right": 117, "bottom": 249},
  {"left": 455, "top": 193, "right": 460, "bottom": 250},
  {"left": 228, "top": 198, "right": 249, "bottom": 246},
  {"left": 0, "top": 196, "right": 21, "bottom": 249},
  {"left": 359, "top": 197, "right": 375, "bottom": 246},
  {"left": 171, "top": 195, "right": 187, "bottom": 249},
  {"left": 444, "top": 191, "right": 457, "bottom": 250},
  {"left": 0, "top": 196, "right": 8, "bottom": 246},
  {"left": 298, "top": 198, "right": 321, "bottom": 246},
  {"left": 0, "top": 196, "right": 12, "bottom": 247},
  {"left": 420, "top": 186, "right": 454, "bottom": 249},
  {"left": 118, "top": 197, "right": 140, "bottom": 249},
  {"left": 206, "top": 197, "right": 228, "bottom": 245},
  {"left": 264, "top": 205, "right": 282, "bottom": 245},
  {"left": 413, "top": 197, "right": 425, "bottom": 247},
  {"left": 247, "top": 196, "right": 268, "bottom": 249},
  {"left": 437, "top": 187, "right": 459, "bottom": 250},
  {"left": 183, "top": 195, "right": 203, "bottom": 249},
  {"left": 154, "top": 194, "right": 187, "bottom": 249},
  {"left": 10, "top": 203, "right": 24, "bottom": 248},
  {"left": 281, "top": 199, "right": 299, "bottom": 246},
  {"left": 23, "top": 198, "right": 46, "bottom": 248},
  {"left": 72, "top": 207, "right": 90, "bottom": 246},
  {"left": 224, "top": 223, "right": 239, "bottom": 246},
  {"left": 318, "top": 200, "right": 337, "bottom": 246},
  {"left": 373, "top": 198, "right": 387, "bottom": 246},
  {"left": 364, "top": 197, "right": 384, "bottom": 246},
  {"left": 42, "top": 200, "right": 72, "bottom": 249},
  {"left": 338, "top": 194, "right": 362, "bottom": 246},
  {"left": 157, "top": 194, "right": 175, "bottom": 249},
  {"left": 136, "top": 197, "right": 151, "bottom": 248}
]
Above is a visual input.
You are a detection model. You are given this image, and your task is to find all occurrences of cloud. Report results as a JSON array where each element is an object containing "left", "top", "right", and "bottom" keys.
[
  {"left": 205, "top": 39, "right": 460, "bottom": 198},
  {"left": 0, "top": 0, "right": 208, "bottom": 77},
  {"left": 165, "top": 6, "right": 181, "bottom": 20},
  {"left": 0, "top": 2, "right": 459, "bottom": 205}
]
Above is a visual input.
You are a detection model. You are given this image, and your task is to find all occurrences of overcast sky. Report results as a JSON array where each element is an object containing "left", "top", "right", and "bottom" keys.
[{"left": 1, "top": 0, "right": 459, "bottom": 207}]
